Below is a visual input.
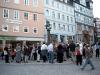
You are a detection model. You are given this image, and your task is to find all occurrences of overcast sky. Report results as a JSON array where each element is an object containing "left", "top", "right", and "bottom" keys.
[{"left": 93, "top": 0, "right": 100, "bottom": 18}]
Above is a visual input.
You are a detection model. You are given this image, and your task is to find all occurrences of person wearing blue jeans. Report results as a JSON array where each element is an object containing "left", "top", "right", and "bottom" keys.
[
  {"left": 47, "top": 43, "right": 54, "bottom": 63},
  {"left": 81, "top": 58, "right": 94, "bottom": 70},
  {"left": 48, "top": 51, "right": 54, "bottom": 63},
  {"left": 81, "top": 45, "right": 95, "bottom": 70}
]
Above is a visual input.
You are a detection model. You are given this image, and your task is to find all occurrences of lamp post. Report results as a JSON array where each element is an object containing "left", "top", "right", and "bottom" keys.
[
  {"left": 45, "top": 20, "right": 51, "bottom": 44},
  {"left": 94, "top": 19, "right": 98, "bottom": 43}
]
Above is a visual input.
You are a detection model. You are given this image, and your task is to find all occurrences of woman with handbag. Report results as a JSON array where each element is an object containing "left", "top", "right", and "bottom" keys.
[{"left": 75, "top": 44, "right": 82, "bottom": 66}]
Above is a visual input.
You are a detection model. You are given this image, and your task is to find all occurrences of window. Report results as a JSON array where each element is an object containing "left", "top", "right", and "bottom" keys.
[
  {"left": 33, "top": 0, "right": 38, "bottom": 6},
  {"left": 82, "top": 25, "right": 84, "bottom": 30},
  {"left": 52, "top": 11, "right": 55, "bottom": 18},
  {"left": 86, "top": 26, "right": 88, "bottom": 31},
  {"left": 24, "top": 0, "right": 29, "bottom": 5},
  {"left": 62, "top": 5, "right": 64, "bottom": 10},
  {"left": 62, "top": 15, "right": 65, "bottom": 20},
  {"left": 57, "top": 2, "right": 59, "bottom": 8},
  {"left": 58, "top": 13, "right": 60, "bottom": 19},
  {"left": 63, "top": 25, "right": 65, "bottom": 31},
  {"left": 14, "top": 10, "right": 19, "bottom": 20},
  {"left": 77, "top": 25, "right": 81, "bottom": 30},
  {"left": 71, "top": 17, "right": 73, "bottom": 22},
  {"left": 33, "top": 28, "right": 38, "bottom": 33},
  {"left": 33, "top": 14, "right": 37, "bottom": 21},
  {"left": 3, "top": 9, "right": 9, "bottom": 18},
  {"left": 14, "top": 0, "right": 19, "bottom": 4},
  {"left": 46, "top": 10, "right": 49, "bottom": 16},
  {"left": 77, "top": 25, "right": 80, "bottom": 31},
  {"left": 68, "top": 25, "right": 69, "bottom": 31},
  {"left": 75, "top": 13, "right": 79, "bottom": 17},
  {"left": 46, "top": 0, "right": 49, "bottom": 5},
  {"left": 80, "top": 7, "right": 82, "bottom": 12},
  {"left": 52, "top": 1, "right": 54, "bottom": 7},
  {"left": 53, "top": 23, "right": 56, "bottom": 30},
  {"left": 72, "top": 26, "right": 73, "bottom": 32},
  {"left": 4, "top": 0, "right": 9, "bottom": 2},
  {"left": 24, "top": 12, "right": 28, "bottom": 20},
  {"left": 58, "top": 24, "right": 60, "bottom": 30},
  {"left": 67, "top": 16, "right": 69, "bottom": 22},
  {"left": 69, "top": 7, "right": 72, "bottom": 13},
  {"left": 66, "top": 6, "right": 68, "bottom": 11},
  {"left": 23, "top": 27, "right": 29, "bottom": 33},
  {"left": 2, "top": 25, "right": 8, "bottom": 31},
  {"left": 13, "top": 25, "right": 19, "bottom": 32}
]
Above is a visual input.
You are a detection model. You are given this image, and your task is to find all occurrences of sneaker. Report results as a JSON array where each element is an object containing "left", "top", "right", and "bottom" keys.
[
  {"left": 37, "top": 61, "right": 40, "bottom": 62},
  {"left": 80, "top": 68, "right": 84, "bottom": 70},
  {"left": 91, "top": 68, "right": 95, "bottom": 70}
]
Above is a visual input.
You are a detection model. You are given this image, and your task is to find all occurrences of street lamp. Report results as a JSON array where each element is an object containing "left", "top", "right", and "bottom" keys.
[
  {"left": 45, "top": 20, "right": 51, "bottom": 44},
  {"left": 94, "top": 19, "right": 98, "bottom": 43}
]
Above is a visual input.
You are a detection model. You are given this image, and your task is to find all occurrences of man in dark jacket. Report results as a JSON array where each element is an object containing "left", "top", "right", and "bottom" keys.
[
  {"left": 24, "top": 45, "right": 30, "bottom": 63},
  {"left": 69, "top": 41, "right": 76, "bottom": 63},
  {"left": 57, "top": 43, "right": 64, "bottom": 63},
  {"left": 69, "top": 41, "right": 76, "bottom": 52}
]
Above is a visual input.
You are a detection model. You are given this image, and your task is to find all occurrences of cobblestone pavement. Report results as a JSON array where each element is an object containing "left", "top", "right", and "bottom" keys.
[{"left": 0, "top": 58, "right": 100, "bottom": 75}]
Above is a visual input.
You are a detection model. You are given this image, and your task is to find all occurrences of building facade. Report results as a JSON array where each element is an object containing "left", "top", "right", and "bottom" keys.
[
  {"left": 74, "top": 0, "right": 94, "bottom": 43},
  {"left": 44, "top": 0, "right": 76, "bottom": 43},
  {"left": 94, "top": 18, "right": 100, "bottom": 40},
  {"left": 0, "top": 0, "right": 45, "bottom": 50}
]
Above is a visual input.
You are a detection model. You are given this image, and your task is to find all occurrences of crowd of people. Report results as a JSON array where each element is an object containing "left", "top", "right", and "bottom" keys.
[{"left": 0, "top": 41, "right": 100, "bottom": 70}]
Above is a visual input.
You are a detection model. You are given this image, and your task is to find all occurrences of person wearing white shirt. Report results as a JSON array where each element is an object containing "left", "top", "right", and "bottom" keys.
[
  {"left": 79, "top": 42, "right": 83, "bottom": 65},
  {"left": 41, "top": 42, "right": 48, "bottom": 62},
  {"left": 47, "top": 43, "right": 54, "bottom": 63},
  {"left": 79, "top": 42, "right": 83, "bottom": 55},
  {"left": 41, "top": 44, "right": 47, "bottom": 51}
]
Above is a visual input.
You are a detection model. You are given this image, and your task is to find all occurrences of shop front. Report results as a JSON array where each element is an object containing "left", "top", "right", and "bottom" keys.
[{"left": 0, "top": 36, "right": 44, "bottom": 51}]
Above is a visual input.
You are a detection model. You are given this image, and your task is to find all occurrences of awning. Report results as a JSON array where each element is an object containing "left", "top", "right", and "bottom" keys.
[
  {"left": 0, "top": 36, "right": 44, "bottom": 41},
  {"left": 16, "top": 37, "right": 44, "bottom": 41},
  {"left": 0, "top": 36, "right": 16, "bottom": 40}
]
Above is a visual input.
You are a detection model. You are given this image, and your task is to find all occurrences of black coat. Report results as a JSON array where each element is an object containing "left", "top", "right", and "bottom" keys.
[
  {"left": 24, "top": 47, "right": 30, "bottom": 56},
  {"left": 57, "top": 44, "right": 64, "bottom": 54},
  {"left": 69, "top": 43, "right": 76, "bottom": 52}
]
